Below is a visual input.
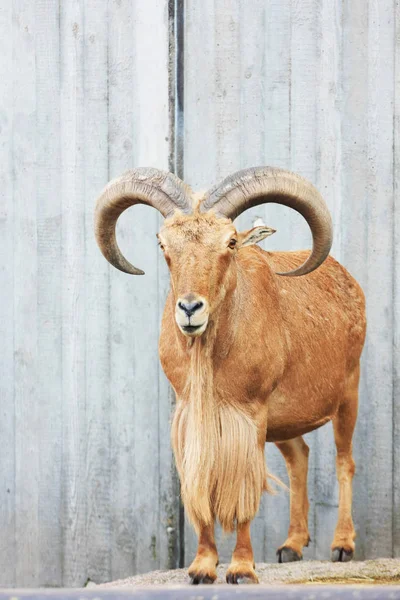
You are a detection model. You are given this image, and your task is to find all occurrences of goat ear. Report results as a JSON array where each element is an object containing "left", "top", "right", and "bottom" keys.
[{"left": 239, "top": 225, "right": 276, "bottom": 247}]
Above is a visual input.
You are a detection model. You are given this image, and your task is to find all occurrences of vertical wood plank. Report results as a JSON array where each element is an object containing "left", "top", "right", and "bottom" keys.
[
  {"left": 340, "top": 0, "right": 371, "bottom": 561},
  {"left": 260, "top": 0, "right": 293, "bottom": 564},
  {"left": 158, "top": 377, "right": 181, "bottom": 569},
  {"left": 35, "top": 0, "right": 63, "bottom": 585},
  {"left": 158, "top": 0, "right": 183, "bottom": 571},
  {"left": 0, "top": 0, "right": 15, "bottom": 587},
  {"left": 108, "top": 0, "right": 137, "bottom": 581},
  {"left": 236, "top": 0, "right": 265, "bottom": 242},
  {"left": 184, "top": 0, "right": 217, "bottom": 191},
  {"left": 83, "top": 0, "right": 112, "bottom": 584},
  {"left": 317, "top": 0, "right": 343, "bottom": 261},
  {"left": 364, "top": 0, "right": 394, "bottom": 558},
  {"left": 260, "top": 0, "right": 293, "bottom": 255},
  {"left": 214, "top": 0, "right": 241, "bottom": 184},
  {"left": 13, "top": 0, "right": 40, "bottom": 586},
  {"left": 237, "top": 0, "right": 270, "bottom": 561},
  {"left": 159, "top": 0, "right": 183, "bottom": 568},
  {"left": 60, "top": 0, "right": 87, "bottom": 586},
  {"left": 394, "top": 0, "right": 400, "bottom": 560},
  {"left": 313, "top": 0, "right": 343, "bottom": 560},
  {"left": 129, "top": 0, "right": 170, "bottom": 575},
  {"left": 289, "top": 0, "right": 320, "bottom": 560},
  {"left": 156, "top": 0, "right": 182, "bottom": 570}
]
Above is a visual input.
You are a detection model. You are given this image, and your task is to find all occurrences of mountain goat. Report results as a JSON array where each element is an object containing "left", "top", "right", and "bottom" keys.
[{"left": 95, "top": 166, "right": 366, "bottom": 584}]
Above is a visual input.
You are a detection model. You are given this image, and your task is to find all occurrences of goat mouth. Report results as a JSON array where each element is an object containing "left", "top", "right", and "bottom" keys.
[
  {"left": 181, "top": 324, "right": 203, "bottom": 333},
  {"left": 176, "top": 316, "right": 209, "bottom": 337},
  {"left": 178, "top": 320, "right": 209, "bottom": 337}
]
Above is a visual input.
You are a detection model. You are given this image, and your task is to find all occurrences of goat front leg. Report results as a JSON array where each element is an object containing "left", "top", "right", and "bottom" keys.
[
  {"left": 225, "top": 407, "right": 269, "bottom": 583},
  {"left": 226, "top": 521, "right": 258, "bottom": 584},
  {"left": 188, "top": 521, "right": 218, "bottom": 584}
]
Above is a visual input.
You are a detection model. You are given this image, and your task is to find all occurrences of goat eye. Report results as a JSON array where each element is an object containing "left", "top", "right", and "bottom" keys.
[
  {"left": 158, "top": 242, "right": 165, "bottom": 251},
  {"left": 228, "top": 238, "right": 237, "bottom": 249}
]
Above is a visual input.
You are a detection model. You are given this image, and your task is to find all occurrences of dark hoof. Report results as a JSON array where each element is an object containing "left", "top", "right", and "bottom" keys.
[
  {"left": 331, "top": 547, "right": 354, "bottom": 562},
  {"left": 277, "top": 547, "right": 303, "bottom": 563},
  {"left": 189, "top": 572, "right": 215, "bottom": 585},
  {"left": 226, "top": 571, "right": 258, "bottom": 584}
]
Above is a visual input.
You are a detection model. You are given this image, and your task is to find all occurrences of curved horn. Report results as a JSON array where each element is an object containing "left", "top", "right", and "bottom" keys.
[
  {"left": 201, "top": 166, "right": 333, "bottom": 277},
  {"left": 94, "top": 168, "right": 192, "bottom": 275}
]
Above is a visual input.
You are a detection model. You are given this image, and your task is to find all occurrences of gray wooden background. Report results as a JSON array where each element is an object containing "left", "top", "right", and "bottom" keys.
[{"left": 0, "top": 0, "right": 399, "bottom": 588}]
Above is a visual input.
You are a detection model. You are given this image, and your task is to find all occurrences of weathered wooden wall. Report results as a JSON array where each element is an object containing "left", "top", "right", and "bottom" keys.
[
  {"left": 0, "top": 0, "right": 180, "bottom": 587},
  {"left": 0, "top": 0, "right": 398, "bottom": 588}
]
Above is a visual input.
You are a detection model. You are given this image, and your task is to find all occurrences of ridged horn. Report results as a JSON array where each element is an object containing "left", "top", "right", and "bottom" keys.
[
  {"left": 201, "top": 166, "right": 333, "bottom": 276},
  {"left": 94, "top": 168, "right": 192, "bottom": 275}
]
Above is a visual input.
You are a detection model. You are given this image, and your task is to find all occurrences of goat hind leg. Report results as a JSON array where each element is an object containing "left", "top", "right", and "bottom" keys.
[
  {"left": 331, "top": 367, "right": 359, "bottom": 562},
  {"left": 188, "top": 521, "right": 218, "bottom": 584},
  {"left": 275, "top": 436, "right": 310, "bottom": 562}
]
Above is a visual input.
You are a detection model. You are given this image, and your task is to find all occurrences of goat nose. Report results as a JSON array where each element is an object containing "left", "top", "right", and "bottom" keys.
[{"left": 177, "top": 300, "right": 204, "bottom": 317}]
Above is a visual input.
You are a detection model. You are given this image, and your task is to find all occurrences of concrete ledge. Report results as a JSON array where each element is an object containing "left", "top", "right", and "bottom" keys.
[
  {"left": 99, "top": 558, "right": 400, "bottom": 587},
  {"left": 0, "top": 586, "right": 400, "bottom": 600},
  {"left": 0, "top": 559, "right": 399, "bottom": 600}
]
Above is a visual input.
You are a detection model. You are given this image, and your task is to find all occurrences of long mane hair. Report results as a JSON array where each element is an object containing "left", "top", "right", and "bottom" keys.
[{"left": 171, "top": 327, "right": 270, "bottom": 532}]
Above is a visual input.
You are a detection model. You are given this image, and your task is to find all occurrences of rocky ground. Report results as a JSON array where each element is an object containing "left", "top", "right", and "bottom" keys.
[{"left": 97, "top": 558, "right": 400, "bottom": 587}]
